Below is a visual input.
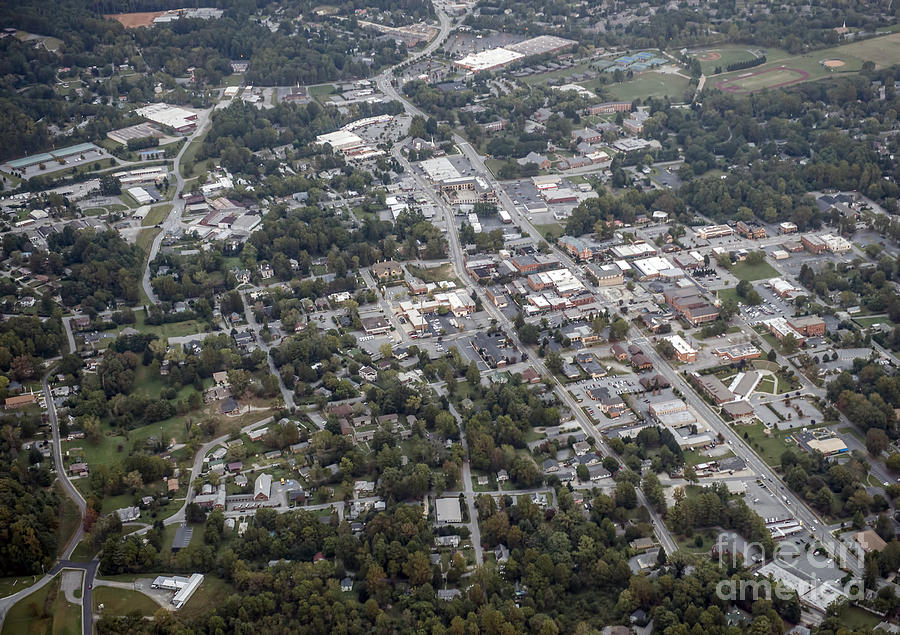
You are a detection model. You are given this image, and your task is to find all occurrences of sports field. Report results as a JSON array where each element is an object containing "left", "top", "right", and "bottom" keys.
[
  {"left": 691, "top": 46, "right": 786, "bottom": 75},
  {"left": 710, "top": 32, "right": 900, "bottom": 94},
  {"left": 601, "top": 72, "right": 692, "bottom": 103},
  {"left": 716, "top": 67, "right": 810, "bottom": 93}
]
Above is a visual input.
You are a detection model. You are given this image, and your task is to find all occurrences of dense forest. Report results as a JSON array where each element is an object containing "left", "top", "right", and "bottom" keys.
[{"left": 0, "top": 412, "right": 62, "bottom": 575}]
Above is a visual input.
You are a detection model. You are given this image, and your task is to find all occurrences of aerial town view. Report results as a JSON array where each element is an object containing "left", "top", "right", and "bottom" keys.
[{"left": 2, "top": 0, "right": 900, "bottom": 633}]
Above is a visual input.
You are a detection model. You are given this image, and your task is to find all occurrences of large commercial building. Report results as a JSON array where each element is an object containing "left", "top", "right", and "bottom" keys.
[
  {"left": 135, "top": 103, "right": 198, "bottom": 133},
  {"left": 454, "top": 35, "right": 576, "bottom": 72},
  {"left": 665, "top": 334, "right": 697, "bottom": 362},
  {"left": 696, "top": 225, "right": 734, "bottom": 240}
]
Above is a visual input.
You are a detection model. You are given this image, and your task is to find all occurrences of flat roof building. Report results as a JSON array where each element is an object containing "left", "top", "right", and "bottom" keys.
[{"left": 435, "top": 497, "right": 463, "bottom": 523}]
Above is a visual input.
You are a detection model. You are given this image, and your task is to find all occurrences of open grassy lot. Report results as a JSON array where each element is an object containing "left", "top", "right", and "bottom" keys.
[
  {"left": 141, "top": 204, "right": 171, "bottom": 227},
  {"left": 597, "top": 72, "right": 692, "bottom": 103},
  {"left": 176, "top": 576, "right": 237, "bottom": 621},
  {"left": 0, "top": 575, "right": 41, "bottom": 599},
  {"left": 717, "top": 67, "right": 812, "bottom": 93},
  {"left": 132, "top": 309, "right": 209, "bottom": 340},
  {"left": 736, "top": 421, "right": 793, "bottom": 466},
  {"left": 54, "top": 483, "right": 81, "bottom": 557},
  {"left": 729, "top": 260, "right": 779, "bottom": 281},
  {"left": 716, "top": 287, "right": 739, "bottom": 304},
  {"left": 93, "top": 586, "right": 160, "bottom": 617},
  {"left": 836, "top": 605, "right": 881, "bottom": 631},
  {"left": 407, "top": 263, "right": 457, "bottom": 283},
  {"left": 535, "top": 223, "right": 565, "bottom": 241},
  {"left": 854, "top": 315, "right": 895, "bottom": 329},
  {"left": 179, "top": 133, "right": 206, "bottom": 178},
  {"left": 1, "top": 575, "right": 80, "bottom": 635},
  {"left": 836, "top": 32, "right": 900, "bottom": 69}
]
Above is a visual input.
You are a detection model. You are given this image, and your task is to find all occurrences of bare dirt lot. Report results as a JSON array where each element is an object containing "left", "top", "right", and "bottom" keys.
[{"left": 104, "top": 12, "right": 165, "bottom": 28}]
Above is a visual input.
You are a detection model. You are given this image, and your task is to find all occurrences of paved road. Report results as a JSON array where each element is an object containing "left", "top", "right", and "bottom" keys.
[
  {"left": 382, "top": 69, "right": 683, "bottom": 554},
  {"left": 43, "top": 372, "right": 88, "bottom": 557},
  {"left": 448, "top": 402, "right": 483, "bottom": 565},
  {"left": 0, "top": 373, "right": 95, "bottom": 634},
  {"left": 131, "top": 416, "right": 275, "bottom": 535},
  {"left": 141, "top": 108, "right": 213, "bottom": 305},
  {"left": 239, "top": 291, "right": 295, "bottom": 409}
]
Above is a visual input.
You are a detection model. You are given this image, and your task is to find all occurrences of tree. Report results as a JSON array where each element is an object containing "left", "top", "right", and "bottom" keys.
[
  {"left": 866, "top": 428, "right": 890, "bottom": 456},
  {"left": 615, "top": 480, "right": 637, "bottom": 509},
  {"left": 683, "top": 465, "right": 698, "bottom": 484},
  {"left": 576, "top": 464, "right": 589, "bottom": 481},
  {"left": 99, "top": 175, "right": 121, "bottom": 196},
  {"left": 781, "top": 334, "right": 799, "bottom": 355},
  {"left": 609, "top": 318, "right": 630, "bottom": 341},
  {"left": 403, "top": 550, "right": 432, "bottom": 586},
  {"left": 466, "top": 361, "right": 480, "bottom": 386},
  {"left": 545, "top": 351, "right": 562, "bottom": 374}
]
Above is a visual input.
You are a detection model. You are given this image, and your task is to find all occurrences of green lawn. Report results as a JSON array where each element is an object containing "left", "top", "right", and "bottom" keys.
[
  {"left": 691, "top": 46, "right": 786, "bottom": 76},
  {"left": 598, "top": 72, "right": 692, "bottom": 103},
  {"left": 407, "top": 263, "right": 457, "bottom": 284},
  {"left": 836, "top": 605, "right": 881, "bottom": 631},
  {"left": 179, "top": 134, "right": 207, "bottom": 178},
  {"left": 535, "top": 223, "right": 565, "bottom": 241},
  {"left": 69, "top": 537, "right": 98, "bottom": 563},
  {"left": 854, "top": 315, "right": 895, "bottom": 328},
  {"left": 141, "top": 204, "right": 171, "bottom": 227},
  {"left": 1, "top": 575, "right": 80, "bottom": 635},
  {"left": 0, "top": 575, "right": 41, "bottom": 599},
  {"left": 756, "top": 375, "right": 776, "bottom": 394},
  {"left": 716, "top": 287, "right": 739, "bottom": 304},
  {"left": 737, "top": 421, "right": 799, "bottom": 466},
  {"left": 521, "top": 61, "right": 593, "bottom": 86},
  {"left": 710, "top": 34, "right": 900, "bottom": 95},
  {"left": 53, "top": 483, "right": 81, "bottom": 558},
  {"left": 133, "top": 309, "right": 209, "bottom": 340},
  {"left": 93, "top": 586, "right": 160, "bottom": 617},
  {"left": 308, "top": 83, "right": 336, "bottom": 98},
  {"left": 729, "top": 260, "right": 779, "bottom": 281},
  {"left": 177, "top": 576, "right": 237, "bottom": 619}
]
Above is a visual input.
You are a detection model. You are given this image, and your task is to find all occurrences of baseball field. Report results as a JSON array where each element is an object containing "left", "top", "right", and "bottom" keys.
[{"left": 708, "top": 32, "right": 900, "bottom": 94}]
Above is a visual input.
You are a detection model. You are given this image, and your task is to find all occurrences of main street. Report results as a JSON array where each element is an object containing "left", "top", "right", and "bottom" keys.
[
  {"left": 378, "top": 54, "right": 860, "bottom": 566},
  {"left": 382, "top": 57, "right": 682, "bottom": 554},
  {"left": 141, "top": 107, "right": 214, "bottom": 306}
]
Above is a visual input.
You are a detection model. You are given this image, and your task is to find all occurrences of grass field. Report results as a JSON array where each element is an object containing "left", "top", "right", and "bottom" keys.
[
  {"left": 179, "top": 133, "right": 206, "bottom": 178},
  {"left": 1, "top": 576, "right": 80, "bottom": 635},
  {"left": 133, "top": 309, "right": 209, "bottom": 340},
  {"left": 0, "top": 575, "right": 41, "bottom": 599},
  {"left": 600, "top": 72, "right": 692, "bottom": 103},
  {"left": 141, "top": 204, "right": 171, "bottom": 227},
  {"left": 711, "top": 33, "right": 900, "bottom": 94},
  {"left": 535, "top": 223, "right": 565, "bottom": 241},
  {"left": 837, "top": 605, "right": 881, "bottom": 631},
  {"left": 854, "top": 315, "right": 895, "bottom": 328},
  {"left": 729, "top": 260, "right": 779, "bottom": 281},
  {"left": 407, "top": 263, "right": 456, "bottom": 283},
  {"left": 93, "top": 587, "right": 160, "bottom": 617},
  {"left": 692, "top": 46, "right": 783, "bottom": 75},
  {"left": 69, "top": 537, "right": 98, "bottom": 563},
  {"left": 54, "top": 483, "right": 81, "bottom": 557},
  {"left": 717, "top": 67, "right": 811, "bottom": 93}
]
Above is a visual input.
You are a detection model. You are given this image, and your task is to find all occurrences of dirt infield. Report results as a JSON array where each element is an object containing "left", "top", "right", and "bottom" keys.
[
  {"left": 822, "top": 59, "right": 846, "bottom": 68},
  {"left": 697, "top": 51, "right": 722, "bottom": 61},
  {"left": 104, "top": 12, "right": 164, "bottom": 28},
  {"left": 715, "top": 66, "right": 811, "bottom": 93}
]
